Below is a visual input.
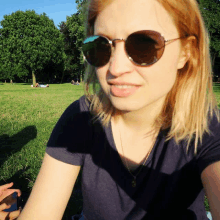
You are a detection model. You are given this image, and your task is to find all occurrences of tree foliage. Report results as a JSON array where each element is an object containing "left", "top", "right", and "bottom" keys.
[
  {"left": 1, "top": 0, "right": 219, "bottom": 82},
  {"left": 198, "top": 0, "right": 220, "bottom": 65},
  {"left": 58, "top": 0, "right": 88, "bottom": 82},
  {"left": 0, "top": 10, "right": 64, "bottom": 83},
  {"left": 59, "top": 16, "right": 82, "bottom": 81}
]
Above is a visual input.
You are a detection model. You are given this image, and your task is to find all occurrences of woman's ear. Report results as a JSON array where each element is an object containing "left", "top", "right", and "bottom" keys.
[{"left": 177, "top": 36, "right": 196, "bottom": 69}]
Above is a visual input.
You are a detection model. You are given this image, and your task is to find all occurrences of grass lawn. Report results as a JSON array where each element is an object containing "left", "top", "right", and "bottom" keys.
[
  {"left": 1, "top": 82, "right": 220, "bottom": 218},
  {"left": 0, "top": 82, "right": 84, "bottom": 219}
]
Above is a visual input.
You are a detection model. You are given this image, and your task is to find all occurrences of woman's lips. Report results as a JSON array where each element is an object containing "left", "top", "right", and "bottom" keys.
[{"left": 110, "top": 84, "right": 140, "bottom": 97}]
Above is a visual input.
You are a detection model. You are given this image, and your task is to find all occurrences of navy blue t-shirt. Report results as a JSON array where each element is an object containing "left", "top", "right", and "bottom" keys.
[{"left": 46, "top": 96, "right": 220, "bottom": 220}]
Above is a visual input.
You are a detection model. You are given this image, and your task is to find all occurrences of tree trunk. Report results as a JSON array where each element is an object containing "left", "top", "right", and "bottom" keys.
[
  {"left": 80, "top": 65, "right": 84, "bottom": 82},
  {"left": 212, "top": 52, "right": 217, "bottom": 70},
  {"left": 80, "top": 70, "right": 83, "bottom": 82},
  {"left": 32, "top": 71, "right": 36, "bottom": 87},
  {"left": 60, "top": 72, "right": 65, "bottom": 84}
]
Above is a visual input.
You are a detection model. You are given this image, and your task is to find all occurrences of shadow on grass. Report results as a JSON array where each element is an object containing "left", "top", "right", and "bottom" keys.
[
  {"left": 0, "top": 126, "right": 82, "bottom": 219},
  {"left": 0, "top": 126, "right": 37, "bottom": 209},
  {"left": 19, "top": 83, "right": 32, "bottom": 85},
  {"left": 0, "top": 168, "right": 32, "bottom": 209},
  {"left": 0, "top": 125, "right": 37, "bottom": 168}
]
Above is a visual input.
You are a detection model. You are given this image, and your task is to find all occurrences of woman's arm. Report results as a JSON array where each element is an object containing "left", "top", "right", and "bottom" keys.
[
  {"left": 18, "top": 153, "right": 81, "bottom": 220},
  {"left": 201, "top": 161, "right": 220, "bottom": 220}
]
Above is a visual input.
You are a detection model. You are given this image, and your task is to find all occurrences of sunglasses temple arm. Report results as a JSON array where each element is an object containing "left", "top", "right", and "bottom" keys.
[{"left": 165, "top": 35, "right": 189, "bottom": 45}]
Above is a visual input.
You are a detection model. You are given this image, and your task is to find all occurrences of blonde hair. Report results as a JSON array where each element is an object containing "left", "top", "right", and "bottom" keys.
[{"left": 83, "top": 0, "right": 220, "bottom": 154}]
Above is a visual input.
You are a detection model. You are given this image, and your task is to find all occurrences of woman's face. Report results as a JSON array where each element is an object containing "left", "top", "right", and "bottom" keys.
[{"left": 94, "top": 0, "right": 186, "bottom": 113}]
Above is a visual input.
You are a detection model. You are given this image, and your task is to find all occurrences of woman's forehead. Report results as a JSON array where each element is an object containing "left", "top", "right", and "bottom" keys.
[{"left": 94, "top": 0, "right": 178, "bottom": 39}]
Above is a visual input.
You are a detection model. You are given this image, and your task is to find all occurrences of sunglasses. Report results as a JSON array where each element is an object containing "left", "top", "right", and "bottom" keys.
[{"left": 82, "top": 30, "right": 185, "bottom": 68}]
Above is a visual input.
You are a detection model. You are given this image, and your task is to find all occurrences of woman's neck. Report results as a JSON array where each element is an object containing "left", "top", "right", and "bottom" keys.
[{"left": 114, "top": 102, "right": 163, "bottom": 136}]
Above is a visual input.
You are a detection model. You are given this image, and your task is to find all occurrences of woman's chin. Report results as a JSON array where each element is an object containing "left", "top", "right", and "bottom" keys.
[{"left": 109, "top": 97, "right": 144, "bottom": 113}]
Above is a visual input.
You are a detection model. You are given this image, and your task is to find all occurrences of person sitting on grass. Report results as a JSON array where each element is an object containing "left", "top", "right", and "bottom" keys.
[{"left": 0, "top": 182, "right": 21, "bottom": 220}]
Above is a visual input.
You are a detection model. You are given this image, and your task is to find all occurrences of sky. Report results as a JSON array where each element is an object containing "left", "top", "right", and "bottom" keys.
[{"left": 0, "top": 0, "right": 78, "bottom": 28}]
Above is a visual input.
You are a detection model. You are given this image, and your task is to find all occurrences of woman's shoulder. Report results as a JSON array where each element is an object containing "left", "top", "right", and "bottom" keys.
[
  {"left": 194, "top": 109, "right": 220, "bottom": 174},
  {"left": 190, "top": 110, "right": 220, "bottom": 146},
  {"left": 202, "top": 109, "right": 220, "bottom": 141},
  {"left": 64, "top": 95, "right": 91, "bottom": 115},
  {"left": 52, "top": 95, "right": 93, "bottom": 130},
  {"left": 79, "top": 95, "right": 91, "bottom": 112},
  {"left": 195, "top": 110, "right": 220, "bottom": 145},
  {"left": 173, "top": 110, "right": 220, "bottom": 158},
  {"left": 46, "top": 95, "right": 92, "bottom": 165}
]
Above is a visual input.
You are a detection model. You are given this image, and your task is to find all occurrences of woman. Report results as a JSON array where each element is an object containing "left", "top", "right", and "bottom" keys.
[{"left": 18, "top": 0, "right": 220, "bottom": 219}]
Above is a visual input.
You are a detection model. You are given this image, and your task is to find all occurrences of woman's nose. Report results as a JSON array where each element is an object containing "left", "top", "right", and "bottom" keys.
[{"left": 108, "top": 41, "right": 134, "bottom": 76}]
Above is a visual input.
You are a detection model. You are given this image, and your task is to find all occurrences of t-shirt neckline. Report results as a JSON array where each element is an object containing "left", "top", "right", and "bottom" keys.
[{"left": 107, "top": 118, "right": 162, "bottom": 176}]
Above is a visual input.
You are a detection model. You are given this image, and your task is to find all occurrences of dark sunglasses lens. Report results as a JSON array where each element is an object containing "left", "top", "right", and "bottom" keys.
[
  {"left": 126, "top": 31, "right": 165, "bottom": 66},
  {"left": 82, "top": 36, "right": 111, "bottom": 67}
]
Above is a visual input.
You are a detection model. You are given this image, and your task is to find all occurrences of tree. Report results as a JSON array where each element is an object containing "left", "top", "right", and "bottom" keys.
[
  {"left": 0, "top": 10, "right": 65, "bottom": 85},
  {"left": 58, "top": 0, "right": 88, "bottom": 82},
  {"left": 59, "top": 13, "right": 84, "bottom": 82},
  {"left": 59, "top": 20, "right": 79, "bottom": 82},
  {"left": 197, "top": 0, "right": 220, "bottom": 72},
  {"left": 0, "top": 31, "right": 24, "bottom": 81}
]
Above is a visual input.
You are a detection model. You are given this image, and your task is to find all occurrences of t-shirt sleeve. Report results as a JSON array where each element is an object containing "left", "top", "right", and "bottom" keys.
[
  {"left": 46, "top": 96, "right": 91, "bottom": 166},
  {"left": 196, "top": 111, "right": 220, "bottom": 176}
]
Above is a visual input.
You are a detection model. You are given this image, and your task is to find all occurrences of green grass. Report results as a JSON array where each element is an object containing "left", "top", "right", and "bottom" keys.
[
  {"left": 0, "top": 83, "right": 84, "bottom": 219},
  {"left": 1, "top": 82, "right": 220, "bottom": 218}
]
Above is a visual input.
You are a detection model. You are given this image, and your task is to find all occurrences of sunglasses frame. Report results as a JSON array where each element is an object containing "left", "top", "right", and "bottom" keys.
[{"left": 82, "top": 30, "right": 186, "bottom": 67}]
